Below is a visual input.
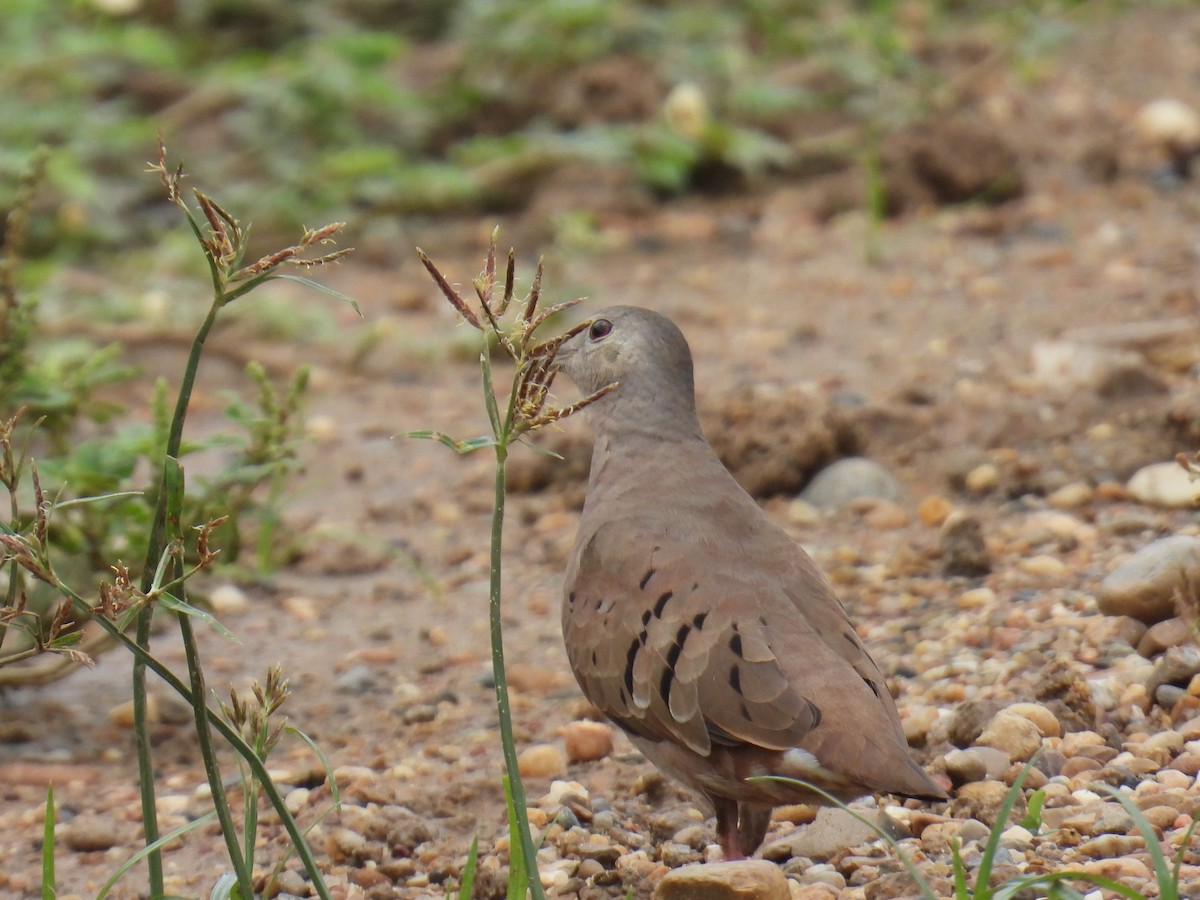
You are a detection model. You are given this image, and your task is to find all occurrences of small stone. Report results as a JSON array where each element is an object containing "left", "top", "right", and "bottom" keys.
[
  {"left": 998, "top": 825, "right": 1034, "bottom": 850},
  {"left": 281, "top": 595, "right": 319, "bottom": 622},
  {"left": 863, "top": 500, "right": 909, "bottom": 530},
  {"left": 917, "top": 495, "right": 952, "bottom": 527},
  {"left": 61, "top": 816, "right": 120, "bottom": 852},
  {"left": 1060, "top": 802, "right": 1134, "bottom": 837},
  {"left": 800, "top": 457, "right": 903, "bottom": 510},
  {"left": 1047, "top": 482, "right": 1094, "bottom": 509},
  {"left": 209, "top": 584, "right": 249, "bottom": 614},
  {"left": 1126, "top": 462, "right": 1199, "bottom": 509},
  {"left": 653, "top": 860, "right": 790, "bottom": 900},
  {"left": 1147, "top": 644, "right": 1200, "bottom": 695},
  {"left": 964, "top": 463, "right": 999, "bottom": 494},
  {"left": 1004, "top": 702, "right": 1061, "bottom": 738},
  {"left": 1076, "top": 833, "right": 1145, "bottom": 858},
  {"left": 940, "top": 513, "right": 992, "bottom": 577},
  {"left": 976, "top": 711, "right": 1043, "bottom": 761},
  {"left": 1018, "top": 555, "right": 1067, "bottom": 579},
  {"left": 1096, "top": 535, "right": 1200, "bottom": 624},
  {"left": 761, "top": 808, "right": 881, "bottom": 863},
  {"left": 335, "top": 664, "right": 375, "bottom": 694},
  {"left": 943, "top": 749, "right": 988, "bottom": 786},
  {"left": 950, "top": 781, "right": 1013, "bottom": 827},
  {"left": 562, "top": 721, "right": 614, "bottom": 763},
  {"left": 1138, "top": 617, "right": 1195, "bottom": 657},
  {"left": 518, "top": 744, "right": 568, "bottom": 780}
]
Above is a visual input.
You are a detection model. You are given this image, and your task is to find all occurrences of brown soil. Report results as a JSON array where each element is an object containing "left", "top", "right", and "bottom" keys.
[{"left": 4, "top": 6, "right": 1200, "bottom": 899}]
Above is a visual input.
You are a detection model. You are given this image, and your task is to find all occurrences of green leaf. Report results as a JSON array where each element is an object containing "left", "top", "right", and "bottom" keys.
[
  {"left": 398, "top": 430, "right": 498, "bottom": 454},
  {"left": 1018, "top": 787, "right": 1046, "bottom": 833},
  {"left": 41, "top": 784, "right": 55, "bottom": 900},
  {"left": 273, "top": 274, "right": 362, "bottom": 316},
  {"left": 49, "top": 490, "right": 144, "bottom": 510},
  {"left": 97, "top": 812, "right": 218, "bottom": 900},
  {"left": 208, "top": 873, "right": 238, "bottom": 900},
  {"left": 158, "top": 591, "right": 238, "bottom": 641}
]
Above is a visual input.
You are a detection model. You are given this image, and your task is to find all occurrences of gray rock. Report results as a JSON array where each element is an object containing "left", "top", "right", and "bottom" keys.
[
  {"left": 1147, "top": 644, "right": 1200, "bottom": 695},
  {"left": 1097, "top": 535, "right": 1200, "bottom": 624},
  {"left": 760, "top": 807, "right": 883, "bottom": 862},
  {"left": 800, "top": 457, "right": 902, "bottom": 509}
]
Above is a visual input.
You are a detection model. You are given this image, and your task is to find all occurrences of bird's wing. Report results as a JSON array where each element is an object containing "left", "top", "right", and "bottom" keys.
[{"left": 564, "top": 518, "right": 845, "bottom": 758}]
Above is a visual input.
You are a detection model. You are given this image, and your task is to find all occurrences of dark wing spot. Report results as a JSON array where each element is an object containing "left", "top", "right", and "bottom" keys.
[
  {"left": 660, "top": 623, "right": 691, "bottom": 704},
  {"left": 861, "top": 674, "right": 882, "bottom": 698},
  {"left": 693, "top": 612, "right": 708, "bottom": 631},
  {"left": 653, "top": 591, "right": 674, "bottom": 618},
  {"left": 641, "top": 610, "right": 652, "bottom": 627},
  {"left": 639, "top": 568, "right": 656, "bottom": 590},
  {"left": 806, "top": 698, "right": 823, "bottom": 728},
  {"left": 706, "top": 718, "right": 741, "bottom": 746},
  {"left": 637, "top": 628, "right": 647, "bottom": 646},
  {"left": 593, "top": 599, "right": 602, "bottom": 610},
  {"left": 729, "top": 633, "right": 744, "bottom": 658},
  {"left": 624, "top": 639, "right": 639, "bottom": 696},
  {"left": 740, "top": 701, "right": 751, "bottom": 720},
  {"left": 591, "top": 651, "right": 598, "bottom": 665},
  {"left": 843, "top": 631, "right": 859, "bottom": 649},
  {"left": 729, "top": 664, "right": 742, "bottom": 694},
  {"left": 568, "top": 592, "right": 576, "bottom": 605}
]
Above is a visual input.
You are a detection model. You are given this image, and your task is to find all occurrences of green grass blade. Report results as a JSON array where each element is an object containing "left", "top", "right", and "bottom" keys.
[
  {"left": 951, "top": 841, "right": 970, "bottom": 899},
  {"left": 1097, "top": 784, "right": 1176, "bottom": 899},
  {"left": 1018, "top": 787, "right": 1045, "bottom": 833},
  {"left": 41, "top": 784, "right": 55, "bottom": 900},
  {"left": 458, "top": 834, "right": 479, "bottom": 900},
  {"left": 1172, "top": 818, "right": 1199, "bottom": 889},
  {"left": 973, "top": 762, "right": 1033, "bottom": 898},
  {"left": 97, "top": 811, "right": 218, "bottom": 900},
  {"left": 272, "top": 274, "right": 362, "bottom": 316},
  {"left": 503, "top": 775, "right": 531, "bottom": 900}
]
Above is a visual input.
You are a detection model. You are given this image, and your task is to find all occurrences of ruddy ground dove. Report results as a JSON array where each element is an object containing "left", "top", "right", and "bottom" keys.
[{"left": 556, "top": 306, "right": 946, "bottom": 859}]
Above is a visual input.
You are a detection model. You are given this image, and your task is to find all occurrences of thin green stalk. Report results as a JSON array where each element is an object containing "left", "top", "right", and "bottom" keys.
[
  {"left": 179, "top": 610, "right": 252, "bottom": 894},
  {"left": 487, "top": 424, "right": 543, "bottom": 896},
  {"left": 130, "top": 302, "right": 220, "bottom": 897}
]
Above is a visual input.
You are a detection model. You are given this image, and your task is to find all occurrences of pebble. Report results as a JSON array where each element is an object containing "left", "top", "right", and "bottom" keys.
[
  {"left": 1126, "top": 462, "right": 1199, "bottom": 509},
  {"left": 1096, "top": 535, "right": 1200, "bottom": 624},
  {"left": 799, "top": 457, "right": 903, "bottom": 509},
  {"left": 1138, "top": 617, "right": 1195, "bottom": 657},
  {"left": 949, "top": 781, "right": 1012, "bottom": 827},
  {"left": 761, "top": 808, "right": 880, "bottom": 863},
  {"left": 208, "top": 584, "right": 249, "bottom": 614},
  {"left": 518, "top": 744, "right": 567, "bottom": 780},
  {"left": 60, "top": 816, "right": 120, "bottom": 852},
  {"left": 943, "top": 749, "right": 988, "bottom": 786},
  {"left": 940, "top": 513, "right": 992, "bottom": 577},
  {"left": 562, "top": 720, "right": 614, "bottom": 763},
  {"left": 863, "top": 499, "right": 909, "bottom": 530},
  {"left": 653, "top": 860, "right": 790, "bottom": 900},
  {"left": 976, "top": 710, "right": 1042, "bottom": 761},
  {"left": 281, "top": 595, "right": 319, "bottom": 622},
  {"left": 1047, "top": 481, "right": 1094, "bottom": 509},
  {"left": 917, "top": 494, "right": 952, "bottom": 527},
  {"left": 964, "top": 463, "right": 999, "bottom": 494},
  {"left": 1005, "top": 702, "right": 1061, "bottom": 738}
]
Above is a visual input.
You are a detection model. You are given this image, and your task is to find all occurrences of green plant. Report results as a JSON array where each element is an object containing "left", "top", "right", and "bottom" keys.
[
  {"left": 406, "top": 231, "right": 613, "bottom": 899},
  {"left": 3, "top": 139, "right": 355, "bottom": 898}
]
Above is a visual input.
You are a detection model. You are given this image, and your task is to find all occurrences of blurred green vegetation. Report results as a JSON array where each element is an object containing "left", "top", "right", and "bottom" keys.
[{"left": 0, "top": 0, "right": 1149, "bottom": 268}]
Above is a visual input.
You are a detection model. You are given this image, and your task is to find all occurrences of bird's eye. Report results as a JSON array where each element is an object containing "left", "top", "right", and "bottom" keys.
[{"left": 588, "top": 319, "right": 613, "bottom": 341}]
